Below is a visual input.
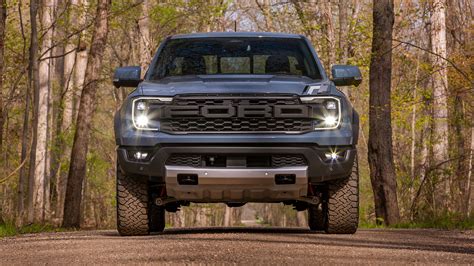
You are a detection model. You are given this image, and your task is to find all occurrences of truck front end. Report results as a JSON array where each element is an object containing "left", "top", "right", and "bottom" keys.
[{"left": 114, "top": 32, "right": 361, "bottom": 236}]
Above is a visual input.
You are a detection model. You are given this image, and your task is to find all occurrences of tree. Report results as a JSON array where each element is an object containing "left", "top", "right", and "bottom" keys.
[
  {"left": 367, "top": 0, "right": 400, "bottom": 225},
  {"left": 322, "top": 0, "right": 335, "bottom": 70},
  {"left": 63, "top": 0, "right": 111, "bottom": 228},
  {"left": 138, "top": 0, "right": 151, "bottom": 74},
  {"left": 18, "top": 0, "right": 34, "bottom": 225},
  {"left": 26, "top": 0, "right": 42, "bottom": 223},
  {"left": 430, "top": 0, "right": 450, "bottom": 209},
  {"left": 0, "top": 0, "right": 6, "bottom": 150},
  {"left": 55, "top": 0, "right": 82, "bottom": 222}
]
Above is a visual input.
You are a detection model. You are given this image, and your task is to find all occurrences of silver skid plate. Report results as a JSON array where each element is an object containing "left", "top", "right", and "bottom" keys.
[{"left": 165, "top": 166, "right": 308, "bottom": 202}]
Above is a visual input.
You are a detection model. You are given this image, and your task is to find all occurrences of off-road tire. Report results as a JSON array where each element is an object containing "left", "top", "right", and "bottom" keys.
[
  {"left": 324, "top": 155, "right": 359, "bottom": 234},
  {"left": 116, "top": 170, "right": 150, "bottom": 236},
  {"left": 308, "top": 204, "right": 325, "bottom": 231}
]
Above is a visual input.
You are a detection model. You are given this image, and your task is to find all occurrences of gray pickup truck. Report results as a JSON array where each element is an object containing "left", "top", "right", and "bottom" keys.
[{"left": 113, "top": 32, "right": 361, "bottom": 236}]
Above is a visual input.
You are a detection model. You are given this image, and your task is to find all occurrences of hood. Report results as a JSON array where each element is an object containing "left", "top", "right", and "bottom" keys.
[{"left": 138, "top": 75, "right": 326, "bottom": 96}]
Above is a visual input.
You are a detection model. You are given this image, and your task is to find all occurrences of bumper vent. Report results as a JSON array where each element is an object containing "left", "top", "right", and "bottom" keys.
[
  {"left": 272, "top": 155, "right": 307, "bottom": 167},
  {"left": 166, "top": 154, "right": 202, "bottom": 168},
  {"left": 166, "top": 154, "right": 307, "bottom": 168}
]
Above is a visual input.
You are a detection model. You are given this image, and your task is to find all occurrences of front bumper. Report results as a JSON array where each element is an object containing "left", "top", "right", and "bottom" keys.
[
  {"left": 117, "top": 144, "right": 356, "bottom": 183},
  {"left": 165, "top": 166, "right": 308, "bottom": 202}
]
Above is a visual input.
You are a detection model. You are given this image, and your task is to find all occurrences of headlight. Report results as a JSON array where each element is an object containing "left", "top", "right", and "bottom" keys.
[
  {"left": 132, "top": 97, "right": 172, "bottom": 130},
  {"left": 300, "top": 96, "right": 341, "bottom": 130}
]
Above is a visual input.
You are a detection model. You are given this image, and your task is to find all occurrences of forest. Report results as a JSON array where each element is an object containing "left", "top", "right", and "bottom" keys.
[{"left": 0, "top": 0, "right": 472, "bottom": 231}]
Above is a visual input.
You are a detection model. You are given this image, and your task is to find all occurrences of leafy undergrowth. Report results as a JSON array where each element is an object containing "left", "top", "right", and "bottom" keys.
[
  {"left": 0, "top": 222, "right": 68, "bottom": 237},
  {"left": 360, "top": 213, "right": 474, "bottom": 230}
]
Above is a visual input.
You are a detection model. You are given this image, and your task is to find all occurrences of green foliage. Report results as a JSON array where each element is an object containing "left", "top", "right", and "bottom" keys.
[
  {"left": 0, "top": 222, "right": 68, "bottom": 238},
  {"left": 149, "top": 3, "right": 181, "bottom": 26}
]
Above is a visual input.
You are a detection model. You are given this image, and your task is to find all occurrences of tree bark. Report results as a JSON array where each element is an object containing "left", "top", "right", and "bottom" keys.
[
  {"left": 338, "top": 0, "right": 348, "bottom": 63},
  {"left": 55, "top": 0, "right": 79, "bottom": 221},
  {"left": 322, "top": 0, "right": 336, "bottom": 70},
  {"left": 466, "top": 127, "right": 473, "bottom": 217},
  {"left": 29, "top": 0, "right": 54, "bottom": 223},
  {"left": 367, "top": 0, "right": 400, "bottom": 225},
  {"left": 28, "top": 0, "right": 54, "bottom": 223},
  {"left": 138, "top": 0, "right": 151, "bottom": 75},
  {"left": 0, "top": 0, "right": 6, "bottom": 150},
  {"left": 223, "top": 206, "right": 232, "bottom": 226},
  {"left": 255, "top": 0, "right": 275, "bottom": 32},
  {"left": 62, "top": 0, "right": 110, "bottom": 228},
  {"left": 337, "top": 0, "right": 350, "bottom": 96},
  {"left": 26, "top": 0, "right": 41, "bottom": 224},
  {"left": 430, "top": 0, "right": 450, "bottom": 210},
  {"left": 73, "top": 0, "right": 89, "bottom": 121},
  {"left": 17, "top": 1, "right": 32, "bottom": 225}
]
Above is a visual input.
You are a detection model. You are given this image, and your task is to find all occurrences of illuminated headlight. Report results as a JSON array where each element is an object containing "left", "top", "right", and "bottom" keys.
[
  {"left": 132, "top": 97, "right": 172, "bottom": 131},
  {"left": 300, "top": 96, "right": 341, "bottom": 130},
  {"left": 136, "top": 101, "right": 147, "bottom": 111},
  {"left": 325, "top": 100, "right": 337, "bottom": 110},
  {"left": 135, "top": 114, "right": 149, "bottom": 128},
  {"left": 323, "top": 115, "right": 338, "bottom": 127}
]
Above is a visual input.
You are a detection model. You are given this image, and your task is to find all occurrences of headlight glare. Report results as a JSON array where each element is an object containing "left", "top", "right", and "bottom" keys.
[
  {"left": 323, "top": 115, "right": 338, "bottom": 127},
  {"left": 300, "top": 96, "right": 341, "bottom": 130},
  {"left": 132, "top": 97, "right": 172, "bottom": 131},
  {"left": 135, "top": 114, "right": 149, "bottom": 128}
]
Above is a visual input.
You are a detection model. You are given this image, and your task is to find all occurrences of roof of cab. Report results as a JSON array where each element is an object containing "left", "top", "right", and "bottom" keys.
[{"left": 169, "top": 32, "right": 304, "bottom": 39}]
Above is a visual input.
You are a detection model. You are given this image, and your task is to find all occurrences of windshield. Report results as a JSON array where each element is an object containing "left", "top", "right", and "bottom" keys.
[{"left": 149, "top": 37, "right": 322, "bottom": 80}]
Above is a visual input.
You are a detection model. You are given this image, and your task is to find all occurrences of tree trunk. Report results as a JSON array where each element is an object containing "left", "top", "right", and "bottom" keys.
[
  {"left": 223, "top": 206, "right": 232, "bottom": 226},
  {"left": 62, "top": 0, "right": 110, "bottom": 228},
  {"left": 138, "top": 0, "right": 151, "bottom": 75},
  {"left": 367, "top": 0, "right": 400, "bottom": 225},
  {"left": 337, "top": 0, "right": 349, "bottom": 96},
  {"left": 0, "top": 0, "right": 6, "bottom": 150},
  {"left": 322, "top": 0, "right": 336, "bottom": 70},
  {"left": 430, "top": 0, "right": 450, "bottom": 210},
  {"left": 466, "top": 127, "right": 473, "bottom": 217},
  {"left": 26, "top": 0, "right": 41, "bottom": 224},
  {"left": 55, "top": 0, "right": 79, "bottom": 222},
  {"left": 410, "top": 55, "right": 421, "bottom": 198},
  {"left": 296, "top": 211, "right": 307, "bottom": 227},
  {"left": 338, "top": 0, "right": 348, "bottom": 63},
  {"left": 256, "top": 0, "right": 275, "bottom": 32},
  {"left": 17, "top": 0, "right": 33, "bottom": 225},
  {"left": 28, "top": 0, "right": 54, "bottom": 223},
  {"left": 73, "top": 0, "right": 89, "bottom": 121}
]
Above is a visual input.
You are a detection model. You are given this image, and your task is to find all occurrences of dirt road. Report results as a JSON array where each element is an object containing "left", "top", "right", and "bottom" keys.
[{"left": 0, "top": 228, "right": 472, "bottom": 264}]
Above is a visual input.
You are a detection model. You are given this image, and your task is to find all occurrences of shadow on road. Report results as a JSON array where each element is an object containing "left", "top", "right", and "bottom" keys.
[
  {"left": 161, "top": 227, "right": 317, "bottom": 235},
  {"left": 99, "top": 227, "right": 473, "bottom": 255}
]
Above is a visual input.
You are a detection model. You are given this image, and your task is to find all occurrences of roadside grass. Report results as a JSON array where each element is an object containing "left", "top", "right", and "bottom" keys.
[
  {"left": 0, "top": 222, "right": 68, "bottom": 238},
  {"left": 359, "top": 212, "right": 474, "bottom": 230}
]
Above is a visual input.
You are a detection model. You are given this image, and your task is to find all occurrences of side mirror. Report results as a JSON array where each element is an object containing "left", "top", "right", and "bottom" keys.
[
  {"left": 113, "top": 66, "right": 142, "bottom": 88},
  {"left": 331, "top": 65, "right": 362, "bottom": 87}
]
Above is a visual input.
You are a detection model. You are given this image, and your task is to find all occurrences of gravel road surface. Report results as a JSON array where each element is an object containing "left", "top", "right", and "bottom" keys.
[{"left": 1, "top": 228, "right": 473, "bottom": 264}]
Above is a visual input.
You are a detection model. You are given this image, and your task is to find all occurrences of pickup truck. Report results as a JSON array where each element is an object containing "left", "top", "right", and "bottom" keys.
[{"left": 113, "top": 32, "right": 361, "bottom": 235}]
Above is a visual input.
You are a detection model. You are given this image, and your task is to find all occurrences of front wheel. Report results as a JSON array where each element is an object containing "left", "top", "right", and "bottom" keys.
[
  {"left": 324, "top": 155, "right": 359, "bottom": 234},
  {"left": 116, "top": 167, "right": 165, "bottom": 236}
]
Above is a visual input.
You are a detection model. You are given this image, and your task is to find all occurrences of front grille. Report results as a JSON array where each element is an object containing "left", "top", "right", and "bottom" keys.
[
  {"left": 166, "top": 154, "right": 307, "bottom": 168},
  {"left": 160, "top": 118, "right": 313, "bottom": 133},
  {"left": 157, "top": 94, "right": 314, "bottom": 134}
]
